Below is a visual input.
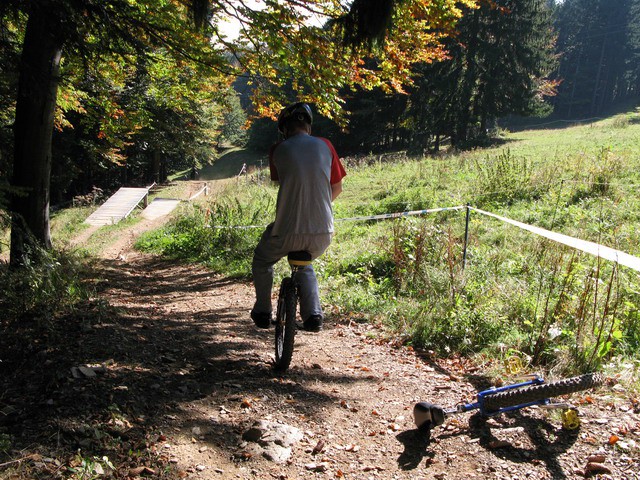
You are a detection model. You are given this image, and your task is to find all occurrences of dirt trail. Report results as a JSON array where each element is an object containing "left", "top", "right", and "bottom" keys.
[
  {"left": 90, "top": 181, "right": 639, "bottom": 480},
  {"left": 89, "top": 255, "right": 639, "bottom": 480},
  {"left": 1, "top": 181, "right": 638, "bottom": 480}
]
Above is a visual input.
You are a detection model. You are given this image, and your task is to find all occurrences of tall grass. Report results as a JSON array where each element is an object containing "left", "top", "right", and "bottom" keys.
[
  {"left": 0, "top": 245, "right": 93, "bottom": 324},
  {"left": 136, "top": 187, "right": 274, "bottom": 276},
  {"left": 137, "top": 111, "right": 640, "bottom": 374}
]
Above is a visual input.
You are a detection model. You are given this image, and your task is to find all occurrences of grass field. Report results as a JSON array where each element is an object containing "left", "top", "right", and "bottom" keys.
[{"left": 54, "top": 108, "right": 640, "bottom": 378}]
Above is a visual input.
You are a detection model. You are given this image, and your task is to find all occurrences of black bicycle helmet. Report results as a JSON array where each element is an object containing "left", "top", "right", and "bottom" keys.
[{"left": 277, "top": 102, "right": 313, "bottom": 135}]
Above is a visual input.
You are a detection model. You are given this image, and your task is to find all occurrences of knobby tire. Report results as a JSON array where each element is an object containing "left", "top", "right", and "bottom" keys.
[
  {"left": 274, "top": 278, "right": 297, "bottom": 372},
  {"left": 483, "top": 373, "right": 604, "bottom": 413}
]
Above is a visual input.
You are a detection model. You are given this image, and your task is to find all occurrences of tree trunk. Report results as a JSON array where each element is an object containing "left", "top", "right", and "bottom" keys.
[
  {"left": 10, "top": 2, "right": 63, "bottom": 266},
  {"left": 456, "top": 9, "right": 480, "bottom": 145},
  {"left": 590, "top": 34, "right": 607, "bottom": 116},
  {"left": 152, "top": 150, "right": 161, "bottom": 183}
]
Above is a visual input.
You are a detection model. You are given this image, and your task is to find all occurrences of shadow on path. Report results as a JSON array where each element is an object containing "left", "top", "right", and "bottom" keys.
[
  {"left": 396, "top": 428, "right": 434, "bottom": 470},
  {"left": 0, "top": 255, "right": 367, "bottom": 474}
]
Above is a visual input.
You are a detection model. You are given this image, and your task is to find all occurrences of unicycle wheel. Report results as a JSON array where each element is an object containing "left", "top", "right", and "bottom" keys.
[{"left": 274, "top": 278, "right": 297, "bottom": 372}]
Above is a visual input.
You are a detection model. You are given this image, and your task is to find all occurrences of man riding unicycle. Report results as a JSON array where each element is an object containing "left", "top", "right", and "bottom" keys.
[{"left": 250, "top": 102, "right": 346, "bottom": 332}]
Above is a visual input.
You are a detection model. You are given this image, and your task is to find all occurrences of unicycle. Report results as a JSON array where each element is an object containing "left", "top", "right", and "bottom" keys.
[
  {"left": 274, "top": 251, "right": 312, "bottom": 372},
  {"left": 414, "top": 372, "right": 604, "bottom": 431}
]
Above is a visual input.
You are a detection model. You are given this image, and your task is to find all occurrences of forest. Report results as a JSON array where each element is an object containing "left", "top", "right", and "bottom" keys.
[
  {"left": 0, "top": 0, "right": 640, "bottom": 258},
  {"left": 1, "top": 0, "right": 639, "bottom": 266}
]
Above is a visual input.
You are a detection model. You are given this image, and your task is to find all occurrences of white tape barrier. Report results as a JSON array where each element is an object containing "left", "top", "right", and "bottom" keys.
[
  {"left": 335, "top": 205, "right": 465, "bottom": 223},
  {"left": 188, "top": 184, "right": 209, "bottom": 201},
  {"left": 206, "top": 204, "right": 640, "bottom": 273},
  {"left": 471, "top": 207, "right": 640, "bottom": 273},
  {"left": 208, "top": 224, "right": 264, "bottom": 229},
  {"left": 207, "top": 205, "right": 465, "bottom": 229}
]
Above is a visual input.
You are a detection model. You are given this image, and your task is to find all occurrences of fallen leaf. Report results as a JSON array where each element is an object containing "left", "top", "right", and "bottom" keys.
[
  {"left": 587, "top": 454, "right": 606, "bottom": 463},
  {"left": 312, "top": 440, "right": 325, "bottom": 455},
  {"left": 488, "top": 440, "right": 511, "bottom": 449},
  {"left": 363, "top": 465, "right": 385, "bottom": 472},
  {"left": 585, "top": 462, "right": 611, "bottom": 474},
  {"left": 305, "top": 462, "right": 329, "bottom": 472},
  {"left": 617, "top": 425, "right": 629, "bottom": 435}
]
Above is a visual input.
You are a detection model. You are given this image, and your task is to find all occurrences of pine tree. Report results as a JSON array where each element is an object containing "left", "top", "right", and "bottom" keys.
[
  {"left": 3, "top": 0, "right": 472, "bottom": 266},
  {"left": 407, "top": 0, "right": 558, "bottom": 148},
  {"left": 625, "top": 0, "right": 640, "bottom": 98},
  {"left": 552, "top": 0, "right": 636, "bottom": 118}
]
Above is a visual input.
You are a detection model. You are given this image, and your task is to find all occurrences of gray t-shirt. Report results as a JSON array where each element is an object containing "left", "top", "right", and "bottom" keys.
[{"left": 269, "top": 133, "right": 344, "bottom": 236}]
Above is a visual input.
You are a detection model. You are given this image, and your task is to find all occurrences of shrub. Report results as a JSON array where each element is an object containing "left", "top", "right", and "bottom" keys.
[
  {"left": 136, "top": 192, "right": 273, "bottom": 276},
  {"left": 0, "top": 246, "right": 92, "bottom": 324},
  {"left": 474, "top": 149, "right": 538, "bottom": 206}
]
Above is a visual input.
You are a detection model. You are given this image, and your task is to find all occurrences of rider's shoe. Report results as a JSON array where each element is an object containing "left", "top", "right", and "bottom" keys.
[
  {"left": 303, "top": 314, "right": 323, "bottom": 332},
  {"left": 251, "top": 310, "right": 272, "bottom": 329}
]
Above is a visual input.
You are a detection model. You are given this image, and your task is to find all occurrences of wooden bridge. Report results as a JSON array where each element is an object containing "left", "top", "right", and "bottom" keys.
[
  {"left": 85, "top": 186, "right": 153, "bottom": 226},
  {"left": 84, "top": 182, "right": 208, "bottom": 226},
  {"left": 141, "top": 198, "right": 181, "bottom": 220}
]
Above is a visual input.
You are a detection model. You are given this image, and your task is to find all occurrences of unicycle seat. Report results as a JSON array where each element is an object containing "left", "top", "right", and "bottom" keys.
[{"left": 287, "top": 251, "right": 312, "bottom": 267}]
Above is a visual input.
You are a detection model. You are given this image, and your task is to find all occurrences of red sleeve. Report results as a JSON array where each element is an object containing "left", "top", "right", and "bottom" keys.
[
  {"left": 320, "top": 138, "right": 346, "bottom": 184},
  {"left": 268, "top": 143, "right": 280, "bottom": 181}
]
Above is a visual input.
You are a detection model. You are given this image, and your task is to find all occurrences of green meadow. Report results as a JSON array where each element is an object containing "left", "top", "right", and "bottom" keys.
[{"left": 134, "top": 110, "right": 640, "bottom": 376}]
